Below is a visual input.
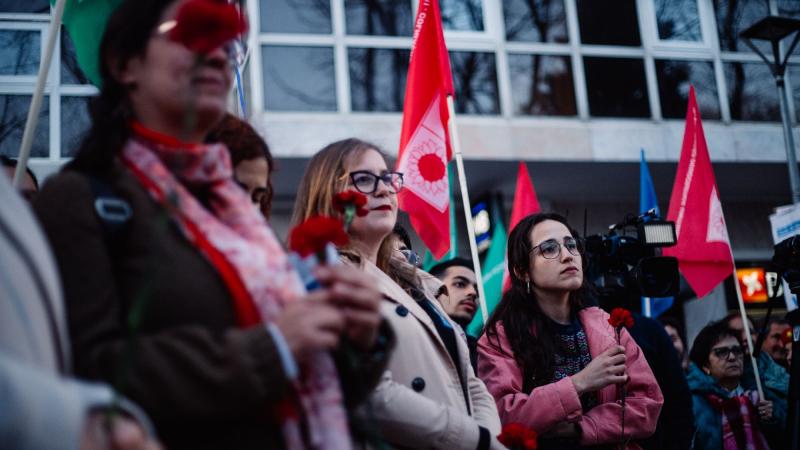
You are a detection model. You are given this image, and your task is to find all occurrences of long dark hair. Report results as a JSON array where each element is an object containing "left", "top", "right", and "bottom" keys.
[
  {"left": 67, "top": 0, "right": 175, "bottom": 177},
  {"left": 484, "top": 213, "right": 587, "bottom": 392}
]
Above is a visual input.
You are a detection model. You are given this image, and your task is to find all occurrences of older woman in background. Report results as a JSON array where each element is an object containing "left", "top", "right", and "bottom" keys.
[{"left": 687, "top": 320, "right": 779, "bottom": 450}]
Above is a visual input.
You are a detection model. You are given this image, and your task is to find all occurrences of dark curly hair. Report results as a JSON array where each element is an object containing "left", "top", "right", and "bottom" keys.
[
  {"left": 483, "top": 212, "right": 587, "bottom": 392},
  {"left": 689, "top": 320, "right": 740, "bottom": 370},
  {"left": 207, "top": 113, "right": 275, "bottom": 217}
]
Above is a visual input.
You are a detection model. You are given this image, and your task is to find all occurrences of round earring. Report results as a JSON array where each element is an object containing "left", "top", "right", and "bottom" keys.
[{"left": 526, "top": 281, "right": 531, "bottom": 294}]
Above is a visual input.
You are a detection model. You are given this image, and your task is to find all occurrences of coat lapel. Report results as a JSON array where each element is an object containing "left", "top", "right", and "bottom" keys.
[{"left": 365, "top": 261, "right": 461, "bottom": 370}]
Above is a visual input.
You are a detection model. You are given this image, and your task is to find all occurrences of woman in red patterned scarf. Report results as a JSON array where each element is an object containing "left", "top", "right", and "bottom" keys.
[
  {"left": 33, "top": 1, "right": 389, "bottom": 449},
  {"left": 687, "top": 320, "right": 778, "bottom": 450}
]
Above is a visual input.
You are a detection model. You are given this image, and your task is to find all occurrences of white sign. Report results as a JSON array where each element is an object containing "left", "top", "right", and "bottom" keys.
[{"left": 769, "top": 204, "right": 800, "bottom": 310}]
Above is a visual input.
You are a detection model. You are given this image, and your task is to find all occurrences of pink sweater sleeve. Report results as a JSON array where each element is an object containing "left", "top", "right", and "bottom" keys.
[
  {"left": 577, "top": 326, "right": 663, "bottom": 447},
  {"left": 477, "top": 324, "right": 583, "bottom": 434}
]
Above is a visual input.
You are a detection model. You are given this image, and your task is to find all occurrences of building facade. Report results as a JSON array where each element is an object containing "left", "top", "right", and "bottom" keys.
[{"left": 1, "top": 0, "right": 798, "bottom": 328}]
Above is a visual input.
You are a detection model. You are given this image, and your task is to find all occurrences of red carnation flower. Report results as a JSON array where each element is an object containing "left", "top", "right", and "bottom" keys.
[
  {"left": 608, "top": 307, "right": 634, "bottom": 330},
  {"left": 168, "top": 0, "right": 248, "bottom": 54},
  {"left": 333, "top": 191, "right": 369, "bottom": 217},
  {"left": 498, "top": 423, "right": 537, "bottom": 450},
  {"left": 288, "top": 216, "right": 349, "bottom": 257},
  {"left": 781, "top": 328, "right": 793, "bottom": 346}
]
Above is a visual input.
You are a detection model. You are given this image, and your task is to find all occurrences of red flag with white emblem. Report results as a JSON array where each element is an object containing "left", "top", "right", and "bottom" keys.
[
  {"left": 663, "top": 86, "right": 734, "bottom": 298},
  {"left": 396, "top": 0, "right": 454, "bottom": 259}
]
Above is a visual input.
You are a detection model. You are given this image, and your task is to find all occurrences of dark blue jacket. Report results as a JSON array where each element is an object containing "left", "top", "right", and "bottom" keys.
[
  {"left": 686, "top": 357, "right": 786, "bottom": 450},
  {"left": 628, "top": 314, "right": 694, "bottom": 450}
]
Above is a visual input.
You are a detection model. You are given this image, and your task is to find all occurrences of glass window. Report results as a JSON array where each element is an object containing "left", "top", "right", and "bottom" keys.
[
  {"left": 713, "top": 0, "right": 769, "bottom": 53},
  {"left": 576, "top": 0, "right": 640, "bottom": 46},
  {"left": 654, "top": 0, "right": 701, "bottom": 41},
  {"left": 655, "top": 60, "right": 720, "bottom": 119},
  {"left": 584, "top": 57, "right": 649, "bottom": 118},
  {"left": 261, "top": 45, "right": 336, "bottom": 112},
  {"left": 450, "top": 51, "right": 499, "bottom": 115},
  {"left": 441, "top": 0, "right": 484, "bottom": 31},
  {"left": 259, "top": 0, "right": 332, "bottom": 34},
  {"left": 778, "top": 0, "right": 800, "bottom": 55},
  {"left": 0, "top": 95, "right": 48, "bottom": 158},
  {"left": 503, "top": 0, "right": 568, "bottom": 43},
  {"left": 0, "top": 0, "right": 49, "bottom": 13},
  {"left": 349, "top": 47, "right": 409, "bottom": 112},
  {"left": 241, "top": 59, "right": 252, "bottom": 118},
  {"left": 508, "top": 53, "right": 575, "bottom": 116},
  {"left": 724, "top": 62, "right": 779, "bottom": 121},
  {"left": 61, "top": 30, "right": 90, "bottom": 85},
  {"left": 345, "top": 0, "right": 412, "bottom": 36},
  {"left": 0, "top": 30, "right": 40, "bottom": 76},
  {"left": 789, "top": 65, "right": 800, "bottom": 124},
  {"left": 61, "top": 96, "right": 92, "bottom": 156}
]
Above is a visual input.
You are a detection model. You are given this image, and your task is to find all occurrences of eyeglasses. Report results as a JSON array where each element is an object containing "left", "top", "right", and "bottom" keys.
[
  {"left": 531, "top": 237, "right": 582, "bottom": 259},
  {"left": 349, "top": 171, "right": 404, "bottom": 194},
  {"left": 400, "top": 249, "right": 420, "bottom": 267},
  {"left": 711, "top": 345, "right": 744, "bottom": 359}
]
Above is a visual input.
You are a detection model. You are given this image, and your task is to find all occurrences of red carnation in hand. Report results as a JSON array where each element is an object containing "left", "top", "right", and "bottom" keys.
[
  {"left": 608, "top": 307, "right": 634, "bottom": 330},
  {"left": 288, "top": 216, "right": 349, "bottom": 258},
  {"left": 168, "top": 0, "right": 248, "bottom": 54},
  {"left": 333, "top": 191, "right": 369, "bottom": 217},
  {"left": 498, "top": 423, "right": 538, "bottom": 450}
]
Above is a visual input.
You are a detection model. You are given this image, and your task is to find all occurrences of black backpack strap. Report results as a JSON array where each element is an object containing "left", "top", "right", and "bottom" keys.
[{"left": 87, "top": 175, "right": 132, "bottom": 241}]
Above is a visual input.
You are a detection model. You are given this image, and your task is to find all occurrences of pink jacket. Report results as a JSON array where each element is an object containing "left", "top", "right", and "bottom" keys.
[{"left": 477, "top": 306, "right": 663, "bottom": 448}]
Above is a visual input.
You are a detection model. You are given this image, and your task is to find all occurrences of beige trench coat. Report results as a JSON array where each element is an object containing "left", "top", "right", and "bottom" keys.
[{"left": 354, "top": 258, "right": 503, "bottom": 450}]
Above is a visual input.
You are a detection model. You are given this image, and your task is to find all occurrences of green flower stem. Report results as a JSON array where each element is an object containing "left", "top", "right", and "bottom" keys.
[{"left": 105, "top": 193, "right": 177, "bottom": 429}]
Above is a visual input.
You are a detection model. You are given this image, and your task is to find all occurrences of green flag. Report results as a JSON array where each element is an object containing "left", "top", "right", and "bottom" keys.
[
  {"left": 466, "top": 199, "right": 506, "bottom": 337},
  {"left": 421, "top": 165, "right": 458, "bottom": 271},
  {"left": 52, "top": 0, "right": 124, "bottom": 87}
]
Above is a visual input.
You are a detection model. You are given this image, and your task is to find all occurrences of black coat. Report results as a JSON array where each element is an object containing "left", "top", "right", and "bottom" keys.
[
  {"left": 628, "top": 313, "right": 695, "bottom": 450},
  {"left": 34, "top": 163, "right": 389, "bottom": 449}
]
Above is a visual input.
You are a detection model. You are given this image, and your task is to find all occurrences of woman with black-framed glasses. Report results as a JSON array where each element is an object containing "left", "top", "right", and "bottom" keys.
[
  {"left": 478, "top": 213, "right": 663, "bottom": 449},
  {"left": 291, "top": 138, "right": 506, "bottom": 450},
  {"left": 688, "top": 320, "right": 779, "bottom": 450}
]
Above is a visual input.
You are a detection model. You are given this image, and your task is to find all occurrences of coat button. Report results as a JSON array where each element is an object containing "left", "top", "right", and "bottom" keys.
[
  {"left": 411, "top": 377, "right": 426, "bottom": 392},
  {"left": 395, "top": 305, "right": 409, "bottom": 317}
]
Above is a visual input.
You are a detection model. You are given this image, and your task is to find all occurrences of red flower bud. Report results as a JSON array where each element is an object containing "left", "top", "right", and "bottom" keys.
[
  {"left": 498, "top": 423, "right": 538, "bottom": 450},
  {"left": 288, "top": 216, "right": 349, "bottom": 257},
  {"left": 168, "top": 0, "right": 248, "bottom": 55},
  {"left": 608, "top": 307, "right": 634, "bottom": 329},
  {"left": 781, "top": 328, "right": 793, "bottom": 346},
  {"left": 333, "top": 191, "right": 369, "bottom": 217}
]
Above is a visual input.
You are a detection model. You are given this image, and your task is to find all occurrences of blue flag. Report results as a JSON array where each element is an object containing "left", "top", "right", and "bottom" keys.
[{"left": 640, "top": 149, "right": 673, "bottom": 317}]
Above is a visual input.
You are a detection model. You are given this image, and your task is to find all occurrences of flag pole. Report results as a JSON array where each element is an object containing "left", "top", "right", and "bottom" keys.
[
  {"left": 446, "top": 95, "right": 489, "bottom": 324},
  {"left": 730, "top": 256, "right": 765, "bottom": 400},
  {"left": 13, "top": 0, "right": 67, "bottom": 188}
]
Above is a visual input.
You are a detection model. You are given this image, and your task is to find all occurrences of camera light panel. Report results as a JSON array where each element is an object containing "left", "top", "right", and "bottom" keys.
[{"left": 640, "top": 222, "right": 677, "bottom": 246}]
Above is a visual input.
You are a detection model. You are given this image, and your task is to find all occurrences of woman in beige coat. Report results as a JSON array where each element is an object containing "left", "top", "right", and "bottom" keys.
[{"left": 291, "top": 138, "right": 504, "bottom": 450}]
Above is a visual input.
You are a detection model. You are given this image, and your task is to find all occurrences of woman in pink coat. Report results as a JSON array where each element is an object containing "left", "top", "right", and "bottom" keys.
[{"left": 477, "top": 213, "right": 663, "bottom": 449}]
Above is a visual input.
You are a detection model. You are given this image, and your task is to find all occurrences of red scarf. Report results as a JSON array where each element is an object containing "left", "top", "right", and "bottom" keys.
[
  {"left": 122, "top": 122, "right": 353, "bottom": 450},
  {"left": 706, "top": 390, "right": 770, "bottom": 450}
]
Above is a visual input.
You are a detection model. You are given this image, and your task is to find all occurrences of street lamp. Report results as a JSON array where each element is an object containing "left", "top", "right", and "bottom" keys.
[{"left": 740, "top": 16, "right": 800, "bottom": 204}]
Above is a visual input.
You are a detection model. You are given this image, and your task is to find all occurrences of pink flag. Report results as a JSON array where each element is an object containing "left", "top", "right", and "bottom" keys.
[
  {"left": 396, "top": 0, "right": 454, "bottom": 259},
  {"left": 503, "top": 162, "right": 541, "bottom": 290},
  {"left": 663, "top": 86, "right": 733, "bottom": 298}
]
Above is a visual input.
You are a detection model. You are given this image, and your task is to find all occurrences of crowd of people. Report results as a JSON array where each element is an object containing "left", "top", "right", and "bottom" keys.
[{"left": 0, "top": 0, "right": 795, "bottom": 449}]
